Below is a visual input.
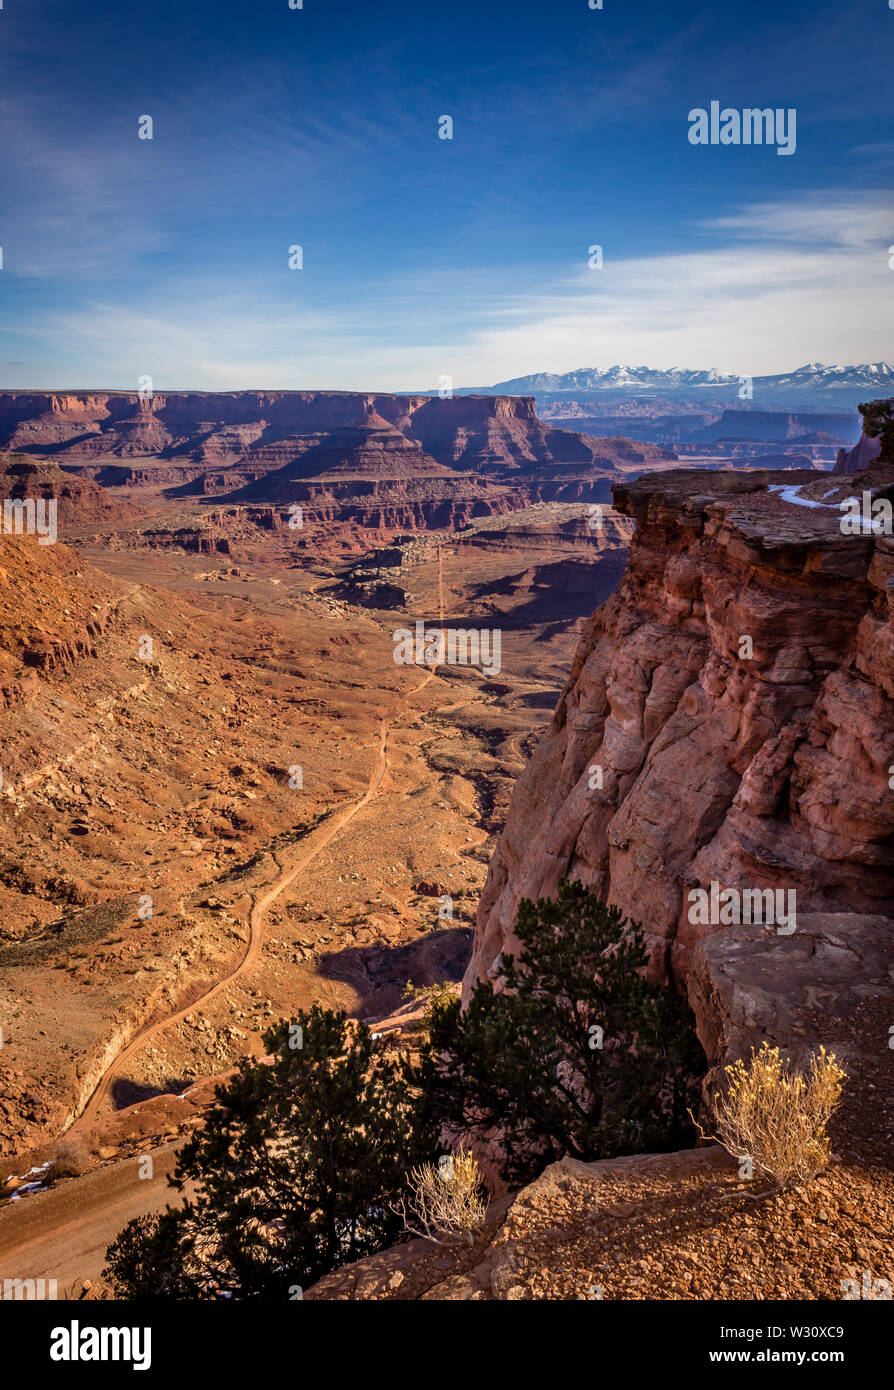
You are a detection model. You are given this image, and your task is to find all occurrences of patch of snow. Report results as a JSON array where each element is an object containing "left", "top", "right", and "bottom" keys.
[
  {"left": 767, "top": 484, "right": 839, "bottom": 510},
  {"left": 5, "top": 1162, "right": 50, "bottom": 1186},
  {"left": 10, "top": 1181, "right": 46, "bottom": 1201}
]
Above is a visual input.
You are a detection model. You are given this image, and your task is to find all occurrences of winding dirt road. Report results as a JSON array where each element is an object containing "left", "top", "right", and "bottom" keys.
[
  {"left": 0, "top": 1143, "right": 184, "bottom": 1288},
  {"left": 71, "top": 547, "right": 447, "bottom": 1131}
]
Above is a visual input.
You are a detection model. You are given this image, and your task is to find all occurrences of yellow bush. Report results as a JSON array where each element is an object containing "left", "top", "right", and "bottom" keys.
[
  {"left": 399, "top": 1147, "right": 487, "bottom": 1246},
  {"left": 708, "top": 1043, "right": 846, "bottom": 1190},
  {"left": 401, "top": 979, "right": 455, "bottom": 1011}
]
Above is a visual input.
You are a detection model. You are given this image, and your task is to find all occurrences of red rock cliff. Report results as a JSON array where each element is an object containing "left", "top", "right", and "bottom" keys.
[
  {"left": 0, "top": 390, "right": 673, "bottom": 484},
  {"left": 466, "top": 463, "right": 894, "bottom": 1037}
]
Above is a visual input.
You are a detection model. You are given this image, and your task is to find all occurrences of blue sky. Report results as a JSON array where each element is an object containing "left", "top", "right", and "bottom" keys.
[{"left": 1, "top": 0, "right": 892, "bottom": 390}]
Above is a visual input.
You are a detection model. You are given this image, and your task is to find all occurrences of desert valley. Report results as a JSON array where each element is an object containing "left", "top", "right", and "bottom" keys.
[
  {"left": 2, "top": 0, "right": 893, "bottom": 1360},
  {"left": 0, "top": 380, "right": 890, "bottom": 1316}
]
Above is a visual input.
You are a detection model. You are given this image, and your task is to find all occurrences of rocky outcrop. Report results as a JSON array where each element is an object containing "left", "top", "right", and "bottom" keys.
[
  {"left": 22, "top": 613, "right": 111, "bottom": 671},
  {"left": 137, "top": 528, "right": 232, "bottom": 556},
  {"left": 465, "top": 462, "right": 894, "bottom": 1067},
  {"left": 689, "top": 912, "right": 894, "bottom": 1162},
  {"left": 834, "top": 396, "right": 892, "bottom": 474},
  {"left": 835, "top": 434, "right": 882, "bottom": 474},
  {"left": 0, "top": 391, "right": 675, "bottom": 499},
  {"left": 0, "top": 669, "right": 39, "bottom": 710},
  {"left": 0, "top": 454, "right": 139, "bottom": 527}
]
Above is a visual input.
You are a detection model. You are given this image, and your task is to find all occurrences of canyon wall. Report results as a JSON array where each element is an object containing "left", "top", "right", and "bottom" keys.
[
  {"left": 0, "top": 392, "right": 674, "bottom": 555},
  {"left": 0, "top": 391, "right": 675, "bottom": 494},
  {"left": 466, "top": 448, "right": 894, "bottom": 1070}
]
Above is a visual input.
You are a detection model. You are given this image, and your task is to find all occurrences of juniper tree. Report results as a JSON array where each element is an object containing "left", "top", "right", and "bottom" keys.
[
  {"left": 105, "top": 1004, "right": 435, "bottom": 1298},
  {"left": 860, "top": 397, "right": 894, "bottom": 460},
  {"left": 425, "top": 881, "right": 704, "bottom": 1185}
]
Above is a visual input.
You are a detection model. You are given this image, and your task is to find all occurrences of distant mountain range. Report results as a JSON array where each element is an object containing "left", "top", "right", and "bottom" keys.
[{"left": 461, "top": 363, "right": 894, "bottom": 411}]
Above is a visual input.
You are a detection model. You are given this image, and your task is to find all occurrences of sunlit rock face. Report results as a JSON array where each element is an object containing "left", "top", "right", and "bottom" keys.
[{"left": 466, "top": 461, "right": 894, "bottom": 1062}]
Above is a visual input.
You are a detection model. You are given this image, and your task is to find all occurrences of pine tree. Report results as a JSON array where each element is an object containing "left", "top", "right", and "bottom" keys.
[
  {"left": 425, "top": 881, "right": 704, "bottom": 1185},
  {"left": 105, "top": 1004, "right": 435, "bottom": 1298}
]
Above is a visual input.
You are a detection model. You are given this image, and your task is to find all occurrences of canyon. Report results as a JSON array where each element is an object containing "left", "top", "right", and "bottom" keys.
[
  {"left": 0, "top": 389, "right": 674, "bottom": 520},
  {"left": 303, "top": 405, "right": 894, "bottom": 1301},
  {"left": 467, "top": 429, "right": 894, "bottom": 1162},
  {"left": 0, "top": 388, "right": 890, "bottom": 1302},
  {"left": 0, "top": 392, "right": 674, "bottom": 567},
  {"left": 0, "top": 399, "right": 640, "bottom": 1166}
]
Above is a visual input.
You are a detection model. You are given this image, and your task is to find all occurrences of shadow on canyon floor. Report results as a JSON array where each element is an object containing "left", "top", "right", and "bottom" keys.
[{"left": 317, "top": 924, "right": 474, "bottom": 1019}]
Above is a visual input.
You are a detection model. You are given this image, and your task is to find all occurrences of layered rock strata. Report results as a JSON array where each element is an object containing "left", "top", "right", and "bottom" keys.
[{"left": 466, "top": 459, "right": 894, "bottom": 1069}]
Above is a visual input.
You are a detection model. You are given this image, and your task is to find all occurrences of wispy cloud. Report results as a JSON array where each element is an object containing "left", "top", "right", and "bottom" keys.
[{"left": 8, "top": 191, "right": 890, "bottom": 390}]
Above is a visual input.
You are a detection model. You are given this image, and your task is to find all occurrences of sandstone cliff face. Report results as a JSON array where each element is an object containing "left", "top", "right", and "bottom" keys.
[
  {"left": 0, "top": 391, "right": 675, "bottom": 493},
  {"left": 466, "top": 462, "right": 894, "bottom": 1065},
  {"left": 835, "top": 433, "right": 882, "bottom": 474},
  {"left": 0, "top": 390, "right": 551, "bottom": 469}
]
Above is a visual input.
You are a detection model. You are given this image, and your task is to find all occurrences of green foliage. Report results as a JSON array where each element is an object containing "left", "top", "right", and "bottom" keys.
[
  {"left": 424, "top": 881, "right": 704, "bottom": 1185},
  {"left": 859, "top": 398, "right": 894, "bottom": 461},
  {"left": 400, "top": 977, "right": 456, "bottom": 1028},
  {"left": 103, "top": 1209, "right": 190, "bottom": 1297},
  {"left": 105, "top": 1005, "right": 435, "bottom": 1298},
  {"left": 106, "top": 888, "right": 708, "bottom": 1294},
  {"left": 400, "top": 978, "right": 455, "bottom": 1009}
]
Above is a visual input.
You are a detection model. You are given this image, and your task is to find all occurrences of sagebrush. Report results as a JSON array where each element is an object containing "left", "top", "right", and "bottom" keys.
[
  {"left": 705, "top": 1043, "right": 846, "bottom": 1189},
  {"left": 397, "top": 1147, "right": 487, "bottom": 1246}
]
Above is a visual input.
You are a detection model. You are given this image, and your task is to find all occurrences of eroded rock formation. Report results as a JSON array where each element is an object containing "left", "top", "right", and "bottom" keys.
[
  {"left": 0, "top": 392, "right": 676, "bottom": 512},
  {"left": 466, "top": 450, "right": 894, "bottom": 1068}
]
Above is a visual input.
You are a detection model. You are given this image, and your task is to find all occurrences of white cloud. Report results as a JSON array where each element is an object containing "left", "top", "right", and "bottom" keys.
[{"left": 9, "top": 192, "right": 893, "bottom": 390}]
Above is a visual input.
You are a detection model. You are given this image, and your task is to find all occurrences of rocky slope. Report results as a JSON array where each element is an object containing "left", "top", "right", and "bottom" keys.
[
  {"left": 0, "top": 525, "right": 443, "bottom": 1152},
  {"left": 465, "top": 453, "right": 894, "bottom": 1082},
  {"left": 0, "top": 454, "right": 139, "bottom": 528},
  {"left": 306, "top": 1147, "right": 894, "bottom": 1300},
  {"left": 2, "top": 487, "right": 634, "bottom": 1158}
]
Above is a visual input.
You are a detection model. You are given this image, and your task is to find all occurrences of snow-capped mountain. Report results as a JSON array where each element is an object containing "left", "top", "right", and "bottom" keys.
[
  {"left": 461, "top": 363, "right": 894, "bottom": 409},
  {"left": 753, "top": 362, "right": 894, "bottom": 402},
  {"left": 474, "top": 365, "right": 743, "bottom": 395}
]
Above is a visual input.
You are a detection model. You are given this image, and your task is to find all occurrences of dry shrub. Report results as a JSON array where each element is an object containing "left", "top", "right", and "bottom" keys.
[
  {"left": 398, "top": 1147, "right": 487, "bottom": 1246},
  {"left": 706, "top": 1043, "right": 846, "bottom": 1190},
  {"left": 48, "top": 1137, "right": 92, "bottom": 1180}
]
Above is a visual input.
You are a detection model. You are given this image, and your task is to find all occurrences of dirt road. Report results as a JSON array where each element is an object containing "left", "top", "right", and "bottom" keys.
[
  {"left": 0, "top": 1143, "right": 183, "bottom": 1288},
  {"left": 72, "top": 546, "right": 447, "bottom": 1130},
  {"left": 0, "top": 551, "right": 449, "bottom": 1289}
]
